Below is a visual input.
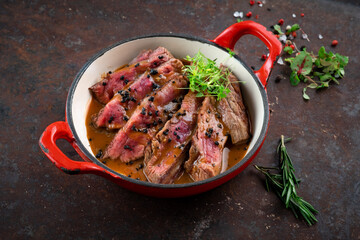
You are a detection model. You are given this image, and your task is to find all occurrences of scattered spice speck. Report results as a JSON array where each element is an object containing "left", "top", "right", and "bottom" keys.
[{"left": 292, "top": 13, "right": 296, "bottom": 18}]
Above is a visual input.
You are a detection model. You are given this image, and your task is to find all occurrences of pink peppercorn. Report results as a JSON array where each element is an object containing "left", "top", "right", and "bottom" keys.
[
  {"left": 246, "top": 11, "right": 252, "bottom": 18},
  {"left": 249, "top": 0, "right": 255, "bottom": 5},
  {"left": 278, "top": 19, "right": 284, "bottom": 25},
  {"left": 331, "top": 40, "right": 338, "bottom": 46}
]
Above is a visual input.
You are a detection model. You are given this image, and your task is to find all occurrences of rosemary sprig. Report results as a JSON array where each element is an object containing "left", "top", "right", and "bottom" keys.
[{"left": 254, "top": 135, "right": 318, "bottom": 226}]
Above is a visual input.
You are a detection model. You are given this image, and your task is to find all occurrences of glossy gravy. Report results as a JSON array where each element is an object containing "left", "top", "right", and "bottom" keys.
[{"left": 86, "top": 98, "right": 249, "bottom": 184}]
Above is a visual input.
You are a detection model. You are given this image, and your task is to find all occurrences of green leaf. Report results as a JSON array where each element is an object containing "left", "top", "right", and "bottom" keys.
[
  {"left": 284, "top": 46, "right": 294, "bottom": 55},
  {"left": 285, "top": 57, "right": 295, "bottom": 63},
  {"left": 302, "top": 88, "right": 310, "bottom": 100},
  {"left": 318, "top": 46, "right": 326, "bottom": 59},
  {"left": 290, "top": 71, "right": 300, "bottom": 86},
  {"left": 335, "top": 53, "right": 349, "bottom": 67},
  {"left": 274, "top": 24, "right": 284, "bottom": 35},
  {"left": 319, "top": 58, "right": 333, "bottom": 67},
  {"left": 319, "top": 73, "right": 332, "bottom": 81},
  {"left": 287, "top": 24, "right": 300, "bottom": 34},
  {"left": 290, "top": 51, "right": 313, "bottom": 76},
  {"left": 226, "top": 48, "right": 235, "bottom": 57},
  {"left": 307, "top": 83, "right": 318, "bottom": 89}
]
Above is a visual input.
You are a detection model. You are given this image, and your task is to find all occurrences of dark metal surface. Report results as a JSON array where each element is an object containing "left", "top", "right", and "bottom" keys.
[{"left": 1, "top": 0, "right": 359, "bottom": 239}]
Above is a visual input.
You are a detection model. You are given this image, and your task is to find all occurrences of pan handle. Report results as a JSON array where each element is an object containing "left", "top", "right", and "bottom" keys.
[
  {"left": 211, "top": 20, "right": 282, "bottom": 88},
  {"left": 39, "top": 121, "right": 105, "bottom": 175}
]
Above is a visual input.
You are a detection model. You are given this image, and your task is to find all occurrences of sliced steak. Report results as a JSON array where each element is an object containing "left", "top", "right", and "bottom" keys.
[
  {"left": 144, "top": 91, "right": 203, "bottom": 184},
  {"left": 216, "top": 71, "right": 250, "bottom": 144},
  {"left": 89, "top": 47, "right": 174, "bottom": 104},
  {"left": 128, "top": 49, "right": 152, "bottom": 65},
  {"left": 102, "top": 74, "right": 188, "bottom": 162},
  {"left": 93, "top": 59, "right": 184, "bottom": 129},
  {"left": 185, "top": 97, "right": 228, "bottom": 181}
]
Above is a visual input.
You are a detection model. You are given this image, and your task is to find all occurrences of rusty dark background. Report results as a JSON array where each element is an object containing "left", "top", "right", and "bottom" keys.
[{"left": 1, "top": 0, "right": 359, "bottom": 239}]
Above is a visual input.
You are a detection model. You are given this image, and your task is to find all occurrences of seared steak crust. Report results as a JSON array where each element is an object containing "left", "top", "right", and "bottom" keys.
[
  {"left": 216, "top": 71, "right": 250, "bottom": 144},
  {"left": 144, "top": 91, "right": 203, "bottom": 184},
  {"left": 185, "top": 97, "right": 228, "bottom": 181}
]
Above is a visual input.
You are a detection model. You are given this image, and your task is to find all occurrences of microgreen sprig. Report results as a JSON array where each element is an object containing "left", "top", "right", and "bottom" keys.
[
  {"left": 182, "top": 51, "right": 234, "bottom": 100},
  {"left": 254, "top": 135, "right": 318, "bottom": 226},
  {"left": 285, "top": 47, "right": 349, "bottom": 100}
]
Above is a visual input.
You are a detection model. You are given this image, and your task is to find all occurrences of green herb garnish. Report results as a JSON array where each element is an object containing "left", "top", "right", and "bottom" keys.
[
  {"left": 255, "top": 135, "right": 318, "bottom": 226},
  {"left": 273, "top": 24, "right": 284, "bottom": 35},
  {"left": 285, "top": 47, "right": 349, "bottom": 100},
  {"left": 283, "top": 46, "right": 294, "bottom": 55},
  {"left": 286, "top": 24, "right": 300, "bottom": 35},
  {"left": 183, "top": 51, "right": 233, "bottom": 100}
]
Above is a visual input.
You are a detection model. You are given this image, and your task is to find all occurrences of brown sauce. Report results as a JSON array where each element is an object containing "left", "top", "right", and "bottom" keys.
[{"left": 86, "top": 98, "right": 249, "bottom": 184}]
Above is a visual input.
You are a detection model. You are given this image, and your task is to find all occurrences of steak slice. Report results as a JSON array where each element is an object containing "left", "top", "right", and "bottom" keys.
[
  {"left": 144, "top": 91, "right": 203, "bottom": 184},
  {"left": 185, "top": 97, "right": 228, "bottom": 181},
  {"left": 92, "top": 59, "right": 184, "bottom": 129},
  {"left": 102, "top": 74, "right": 188, "bottom": 162},
  {"left": 128, "top": 49, "right": 152, "bottom": 65},
  {"left": 216, "top": 71, "right": 250, "bottom": 144},
  {"left": 89, "top": 47, "right": 174, "bottom": 104}
]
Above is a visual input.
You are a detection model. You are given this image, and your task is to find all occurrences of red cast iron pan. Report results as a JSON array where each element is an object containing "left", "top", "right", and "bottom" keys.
[{"left": 39, "top": 21, "right": 282, "bottom": 197}]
